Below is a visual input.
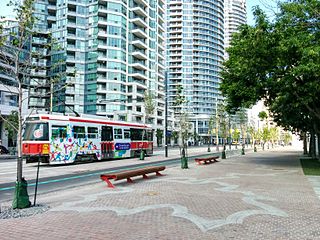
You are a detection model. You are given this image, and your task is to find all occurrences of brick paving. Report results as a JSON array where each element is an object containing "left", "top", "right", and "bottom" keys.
[{"left": 1, "top": 148, "right": 320, "bottom": 239}]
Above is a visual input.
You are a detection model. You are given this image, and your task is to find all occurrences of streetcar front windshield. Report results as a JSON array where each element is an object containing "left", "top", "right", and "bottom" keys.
[{"left": 23, "top": 122, "right": 49, "bottom": 141}]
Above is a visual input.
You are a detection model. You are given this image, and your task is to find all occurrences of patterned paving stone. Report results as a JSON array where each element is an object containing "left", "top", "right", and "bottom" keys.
[{"left": 0, "top": 148, "right": 320, "bottom": 239}]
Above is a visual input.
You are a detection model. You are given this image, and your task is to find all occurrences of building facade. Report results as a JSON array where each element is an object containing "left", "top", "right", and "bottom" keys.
[
  {"left": 0, "top": 18, "right": 29, "bottom": 149},
  {"left": 166, "top": 0, "right": 225, "bottom": 141},
  {"left": 32, "top": 0, "right": 168, "bottom": 142},
  {"left": 224, "top": 0, "right": 246, "bottom": 59}
]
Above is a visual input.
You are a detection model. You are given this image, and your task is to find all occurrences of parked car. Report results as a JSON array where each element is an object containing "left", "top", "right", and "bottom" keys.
[{"left": 0, "top": 145, "right": 10, "bottom": 154}]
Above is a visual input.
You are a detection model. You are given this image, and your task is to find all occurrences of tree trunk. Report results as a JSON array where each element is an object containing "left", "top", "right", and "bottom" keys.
[
  {"left": 17, "top": 82, "right": 23, "bottom": 182},
  {"left": 317, "top": 133, "right": 320, "bottom": 160},
  {"left": 309, "top": 132, "right": 316, "bottom": 159},
  {"left": 303, "top": 132, "right": 308, "bottom": 155}
]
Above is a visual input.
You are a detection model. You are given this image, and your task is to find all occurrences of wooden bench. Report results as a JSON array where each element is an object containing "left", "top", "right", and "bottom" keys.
[
  {"left": 195, "top": 156, "right": 219, "bottom": 165},
  {"left": 100, "top": 166, "right": 166, "bottom": 188}
]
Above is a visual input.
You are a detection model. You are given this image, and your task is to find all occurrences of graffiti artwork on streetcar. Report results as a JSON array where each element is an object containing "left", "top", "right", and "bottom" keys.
[{"left": 22, "top": 114, "right": 153, "bottom": 165}]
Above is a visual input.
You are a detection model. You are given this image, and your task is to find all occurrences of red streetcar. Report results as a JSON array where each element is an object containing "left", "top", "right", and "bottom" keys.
[{"left": 22, "top": 114, "right": 153, "bottom": 164}]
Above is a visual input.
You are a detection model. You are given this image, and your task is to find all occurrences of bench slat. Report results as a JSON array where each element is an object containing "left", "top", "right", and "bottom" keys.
[
  {"left": 195, "top": 156, "right": 219, "bottom": 165},
  {"left": 113, "top": 166, "right": 165, "bottom": 180},
  {"left": 100, "top": 166, "right": 166, "bottom": 188}
]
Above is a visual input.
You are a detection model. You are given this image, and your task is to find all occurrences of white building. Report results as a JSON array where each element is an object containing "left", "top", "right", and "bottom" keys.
[
  {"left": 166, "top": 0, "right": 225, "bottom": 142},
  {"left": 224, "top": 0, "right": 247, "bottom": 59}
]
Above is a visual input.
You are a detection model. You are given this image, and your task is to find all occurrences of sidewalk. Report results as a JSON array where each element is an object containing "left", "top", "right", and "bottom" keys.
[{"left": 1, "top": 148, "right": 320, "bottom": 239}]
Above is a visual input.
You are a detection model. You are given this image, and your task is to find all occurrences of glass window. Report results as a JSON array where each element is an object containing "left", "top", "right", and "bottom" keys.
[
  {"left": 52, "top": 126, "right": 67, "bottom": 139},
  {"left": 73, "top": 126, "right": 86, "bottom": 138},
  {"left": 101, "top": 126, "right": 113, "bottom": 141},
  {"left": 130, "top": 128, "right": 143, "bottom": 140},
  {"left": 23, "top": 123, "right": 49, "bottom": 141},
  {"left": 114, "top": 128, "right": 123, "bottom": 139},
  {"left": 124, "top": 129, "right": 130, "bottom": 139},
  {"left": 88, "top": 127, "right": 98, "bottom": 139}
]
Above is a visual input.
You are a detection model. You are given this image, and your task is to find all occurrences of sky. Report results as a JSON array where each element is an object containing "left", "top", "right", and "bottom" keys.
[
  {"left": 0, "top": 0, "right": 15, "bottom": 18},
  {"left": 247, "top": 0, "right": 280, "bottom": 25},
  {"left": 1, "top": 0, "right": 280, "bottom": 24}
]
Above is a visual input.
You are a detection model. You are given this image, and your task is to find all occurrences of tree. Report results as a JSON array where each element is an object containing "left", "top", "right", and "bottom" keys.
[
  {"left": 0, "top": 0, "right": 66, "bottom": 208},
  {"left": 0, "top": 0, "right": 39, "bottom": 209},
  {"left": 207, "top": 115, "right": 215, "bottom": 152},
  {"left": 140, "top": 89, "right": 155, "bottom": 160},
  {"left": 174, "top": 85, "right": 190, "bottom": 169},
  {"left": 171, "top": 131, "right": 179, "bottom": 145},
  {"left": 269, "top": 127, "right": 279, "bottom": 148},
  {"left": 220, "top": 0, "right": 320, "bottom": 157},
  {"left": 236, "top": 109, "right": 248, "bottom": 154},
  {"left": 258, "top": 111, "right": 268, "bottom": 122},
  {"left": 261, "top": 127, "right": 270, "bottom": 150},
  {"left": 156, "top": 129, "right": 163, "bottom": 147},
  {"left": 283, "top": 132, "right": 292, "bottom": 146},
  {"left": 232, "top": 128, "right": 241, "bottom": 149},
  {"left": 4, "top": 111, "right": 18, "bottom": 148},
  {"left": 248, "top": 126, "right": 260, "bottom": 152}
]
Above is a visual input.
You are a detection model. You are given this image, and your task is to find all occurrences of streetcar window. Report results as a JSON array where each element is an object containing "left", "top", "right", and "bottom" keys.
[
  {"left": 124, "top": 129, "right": 130, "bottom": 139},
  {"left": 101, "top": 126, "right": 113, "bottom": 141},
  {"left": 114, "top": 128, "right": 123, "bottom": 139},
  {"left": 23, "top": 122, "right": 49, "bottom": 141},
  {"left": 88, "top": 127, "right": 98, "bottom": 139},
  {"left": 130, "top": 128, "right": 143, "bottom": 140},
  {"left": 73, "top": 126, "right": 85, "bottom": 138},
  {"left": 52, "top": 126, "right": 67, "bottom": 139}
]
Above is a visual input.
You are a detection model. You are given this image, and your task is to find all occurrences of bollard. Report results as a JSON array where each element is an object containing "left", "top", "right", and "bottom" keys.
[{"left": 139, "top": 151, "right": 145, "bottom": 160}]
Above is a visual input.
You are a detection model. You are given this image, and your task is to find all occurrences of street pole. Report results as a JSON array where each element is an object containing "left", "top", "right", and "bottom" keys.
[
  {"left": 215, "top": 97, "right": 219, "bottom": 152},
  {"left": 50, "top": 81, "right": 53, "bottom": 114},
  {"left": 164, "top": 71, "right": 168, "bottom": 157},
  {"left": 228, "top": 116, "right": 231, "bottom": 150}
]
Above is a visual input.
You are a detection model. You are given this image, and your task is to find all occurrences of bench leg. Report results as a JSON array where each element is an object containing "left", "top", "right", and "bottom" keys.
[
  {"left": 156, "top": 171, "right": 163, "bottom": 176},
  {"left": 143, "top": 174, "right": 149, "bottom": 179},
  {"left": 100, "top": 176, "right": 115, "bottom": 189},
  {"left": 127, "top": 177, "right": 133, "bottom": 183}
]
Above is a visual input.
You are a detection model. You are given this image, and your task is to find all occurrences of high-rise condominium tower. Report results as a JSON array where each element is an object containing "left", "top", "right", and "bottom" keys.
[
  {"left": 224, "top": 0, "right": 246, "bottom": 59},
  {"left": 166, "top": 0, "right": 224, "bottom": 139},
  {"left": 33, "top": 0, "right": 166, "bottom": 127}
]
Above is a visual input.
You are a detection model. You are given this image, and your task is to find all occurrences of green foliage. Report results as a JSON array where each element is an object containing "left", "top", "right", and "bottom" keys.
[
  {"left": 217, "top": 103, "right": 229, "bottom": 140},
  {"left": 4, "top": 111, "right": 18, "bottom": 141},
  {"left": 208, "top": 115, "right": 215, "bottom": 135},
  {"left": 221, "top": 1, "right": 320, "bottom": 135},
  {"left": 156, "top": 129, "right": 163, "bottom": 147},
  {"left": 283, "top": 132, "right": 292, "bottom": 145},
  {"left": 258, "top": 111, "right": 268, "bottom": 121},
  {"left": 261, "top": 127, "right": 270, "bottom": 142},
  {"left": 232, "top": 129, "right": 240, "bottom": 142},
  {"left": 171, "top": 131, "right": 179, "bottom": 142},
  {"left": 144, "top": 90, "right": 155, "bottom": 120},
  {"left": 269, "top": 127, "right": 279, "bottom": 143}
]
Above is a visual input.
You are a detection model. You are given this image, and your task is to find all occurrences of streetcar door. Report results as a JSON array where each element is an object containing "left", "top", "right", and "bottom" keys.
[{"left": 101, "top": 126, "right": 113, "bottom": 158}]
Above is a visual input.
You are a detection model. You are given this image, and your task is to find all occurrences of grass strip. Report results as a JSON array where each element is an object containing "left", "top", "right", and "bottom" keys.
[{"left": 300, "top": 157, "right": 320, "bottom": 175}]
